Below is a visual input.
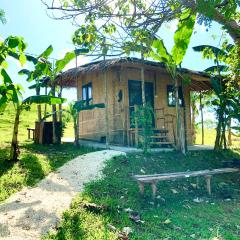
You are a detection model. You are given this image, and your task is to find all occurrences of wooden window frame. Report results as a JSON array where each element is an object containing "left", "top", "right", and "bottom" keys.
[{"left": 82, "top": 82, "right": 93, "bottom": 105}]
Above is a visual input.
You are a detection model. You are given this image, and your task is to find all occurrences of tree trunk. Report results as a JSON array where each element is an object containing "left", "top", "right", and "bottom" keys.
[
  {"left": 175, "top": 78, "right": 186, "bottom": 154},
  {"left": 214, "top": 108, "right": 223, "bottom": 151},
  {"left": 36, "top": 87, "right": 42, "bottom": 122},
  {"left": 44, "top": 86, "right": 47, "bottom": 118},
  {"left": 58, "top": 86, "right": 63, "bottom": 123},
  {"left": 73, "top": 115, "right": 80, "bottom": 147},
  {"left": 10, "top": 107, "right": 21, "bottom": 161},
  {"left": 228, "top": 118, "right": 232, "bottom": 146},
  {"left": 52, "top": 85, "right": 58, "bottom": 144}
]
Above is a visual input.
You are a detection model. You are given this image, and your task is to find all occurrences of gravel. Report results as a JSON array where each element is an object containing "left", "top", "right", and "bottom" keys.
[{"left": 0, "top": 150, "right": 125, "bottom": 240}]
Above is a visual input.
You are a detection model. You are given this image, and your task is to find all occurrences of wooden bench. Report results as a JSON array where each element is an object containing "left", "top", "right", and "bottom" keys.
[
  {"left": 27, "top": 128, "right": 35, "bottom": 140},
  {"left": 133, "top": 168, "right": 239, "bottom": 199}
]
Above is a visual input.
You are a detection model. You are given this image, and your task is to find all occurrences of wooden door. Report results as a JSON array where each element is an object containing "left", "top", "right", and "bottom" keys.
[{"left": 128, "top": 80, "right": 154, "bottom": 127}]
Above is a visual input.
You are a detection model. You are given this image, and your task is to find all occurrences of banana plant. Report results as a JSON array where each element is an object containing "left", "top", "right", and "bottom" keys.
[
  {"left": 67, "top": 100, "right": 105, "bottom": 147},
  {"left": 19, "top": 46, "right": 89, "bottom": 144},
  {"left": 1, "top": 69, "right": 66, "bottom": 161},
  {"left": 150, "top": 9, "right": 196, "bottom": 154},
  {"left": 193, "top": 44, "right": 240, "bottom": 150}
]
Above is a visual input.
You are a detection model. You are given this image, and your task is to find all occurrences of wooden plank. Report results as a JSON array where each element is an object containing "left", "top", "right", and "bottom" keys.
[
  {"left": 150, "top": 142, "right": 173, "bottom": 145},
  {"left": 150, "top": 136, "right": 168, "bottom": 139},
  {"left": 134, "top": 171, "right": 192, "bottom": 179},
  {"left": 134, "top": 168, "right": 239, "bottom": 183}
]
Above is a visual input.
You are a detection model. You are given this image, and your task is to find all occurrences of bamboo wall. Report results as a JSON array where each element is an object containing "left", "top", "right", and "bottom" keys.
[{"left": 77, "top": 63, "right": 193, "bottom": 145}]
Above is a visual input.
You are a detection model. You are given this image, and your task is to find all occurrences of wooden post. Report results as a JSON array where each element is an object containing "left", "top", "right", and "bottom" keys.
[
  {"left": 138, "top": 182, "right": 145, "bottom": 195},
  {"left": 175, "top": 77, "right": 186, "bottom": 154},
  {"left": 75, "top": 50, "right": 80, "bottom": 147},
  {"left": 200, "top": 92, "right": 204, "bottom": 145},
  {"left": 151, "top": 182, "right": 157, "bottom": 199},
  {"left": 104, "top": 55, "right": 110, "bottom": 148},
  {"left": 205, "top": 175, "right": 212, "bottom": 195},
  {"left": 134, "top": 105, "right": 139, "bottom": 147},
  {"left": 196, "top": 176, "right": 200, "bottom": 189}
]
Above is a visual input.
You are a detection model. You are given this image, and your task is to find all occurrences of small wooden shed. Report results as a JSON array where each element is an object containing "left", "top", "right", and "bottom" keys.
[{"left": 58, "top": 58, "right": 211, "bottom": 147}]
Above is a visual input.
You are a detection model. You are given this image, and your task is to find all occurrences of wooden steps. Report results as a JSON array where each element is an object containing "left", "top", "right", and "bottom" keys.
[
  {"left": 149, "top": 128, "right": 174, "bottom": 148},
  {"left": 150, "top": 142, "right": 174, "bottom": 145}
]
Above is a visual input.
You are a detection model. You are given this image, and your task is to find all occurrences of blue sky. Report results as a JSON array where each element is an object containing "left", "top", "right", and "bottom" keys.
[{"left": 1, "top": 0, "right": 230, "bottom": 103}]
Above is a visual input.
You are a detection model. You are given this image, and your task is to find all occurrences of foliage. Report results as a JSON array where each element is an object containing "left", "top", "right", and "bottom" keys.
[
  {"left": 150, "top": 10, "right": 196, "bottom": 153},
  {"left": 131, "top": 103, "right": 154, "bottom": 153},
  {"left": 0, "top": 103, "right": 95, "bottom": 201},
  {"left": 193, "top": 43, "right": 240, "bottom": 150},
  {"left": 44, "top": 150, "right": 240, "bottom": 240},
  {"left": 0, "top": 36, "right": 27, "bottom": 112},
  {"left": 0, "top": 8, "right": 6, "bottom": 24}
]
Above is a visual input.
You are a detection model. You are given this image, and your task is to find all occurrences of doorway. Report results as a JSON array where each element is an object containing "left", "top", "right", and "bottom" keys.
[{"left": 128, "top": 80, "right": 155, "bottom": 127}]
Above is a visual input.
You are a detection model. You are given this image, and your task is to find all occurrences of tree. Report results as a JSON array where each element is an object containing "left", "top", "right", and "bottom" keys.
[
  {"left": 42, "top": 0, "right": 240, "bottom": 45},
  {"left": 193, "top": 44, "right": 240, "bottom": 150},
  {"left": 149, "top": 10, "right": 196, "bottom": 154},
  {"left": 20, "top": 46, "right": 89, "bottom": 144},
  {"left": 0, "top": 36, "right": 27, "bottom": 112}
]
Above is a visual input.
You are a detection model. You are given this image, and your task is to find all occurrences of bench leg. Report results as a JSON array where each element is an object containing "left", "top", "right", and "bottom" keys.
[
  {"left": 196, "top": 177, "right": 200, "bottom": 189},
  {"left": 138, "top": 182, "right": 145, "bottom": 195},
  {"left": 205, "top": 175, "right": 212, "bottom": 195},
  {"left": 151, "top": 183, "right": 157, "bottom": 199}
]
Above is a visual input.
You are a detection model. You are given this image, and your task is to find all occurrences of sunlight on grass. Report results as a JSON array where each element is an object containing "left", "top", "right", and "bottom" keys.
[
  {"left": 0, "top": 104, "right": 93, "bottom": 202},
  {"left": 45, "top": 150, "right": 240, "bottom": 240},
  {"left": 195, "top": 128, "right": 240, "bottom": 148}
]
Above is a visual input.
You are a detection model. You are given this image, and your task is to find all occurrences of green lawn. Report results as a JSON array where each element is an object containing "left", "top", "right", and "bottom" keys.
[
  {"left": 0, "top": 104, "right": 91, "bottom": 202},
  {"left": 1, "top": 105, "right": 240, "bottom": 239},
  {"left": 195, "top": 128, "right": 240, "bottom": 148},
  {"left": 44, "top": 150, "right": 240, "bottom": 240}
]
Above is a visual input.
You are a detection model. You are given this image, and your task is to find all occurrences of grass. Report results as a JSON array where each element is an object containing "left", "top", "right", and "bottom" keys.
[
  {"left": 44, "top": 150, "right": 240, "bottom": 240},
  {"left": 0, "top": 104, "right": 92, "bottom": 202},
  {"left": 1, "top": 104, "right": 240, "bottom": 239},
  {"left": 195, "top": 128, "right": 240, "bottom": 148}
]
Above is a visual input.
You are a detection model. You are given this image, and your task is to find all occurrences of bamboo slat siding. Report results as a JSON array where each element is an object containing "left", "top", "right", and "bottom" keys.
[{"left": 75, "top": 64, "right": 193, "bottom": 146}]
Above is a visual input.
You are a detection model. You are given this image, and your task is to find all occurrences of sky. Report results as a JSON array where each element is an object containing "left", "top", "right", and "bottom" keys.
[{"left": 1, "top": 0, "right": 231, "bottom": 106}]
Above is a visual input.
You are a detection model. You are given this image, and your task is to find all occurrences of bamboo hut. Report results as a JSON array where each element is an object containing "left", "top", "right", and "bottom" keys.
[{"left": 57, "top": 57, "right": 211, "bottom": 147}]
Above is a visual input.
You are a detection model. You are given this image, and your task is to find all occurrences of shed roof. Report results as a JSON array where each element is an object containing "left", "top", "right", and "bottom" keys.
[{"left": 56, "top": 57, "right": 212, "bottom": 91}]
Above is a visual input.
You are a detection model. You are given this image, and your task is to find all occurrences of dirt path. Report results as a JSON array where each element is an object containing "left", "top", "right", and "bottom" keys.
[{"left": 0, "top": 150, "right": 125, "bottom": 240}]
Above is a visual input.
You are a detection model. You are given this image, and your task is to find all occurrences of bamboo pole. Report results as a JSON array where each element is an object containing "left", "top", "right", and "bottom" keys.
[
  {"left": 104, "top": 54, "right": 110, "bottom": 148},
  {"left": 75, "top": 49, "right": 80, "bottom": 147},
  {"left": 199, "top": 91, "right": 204, "bottom": 145}
]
